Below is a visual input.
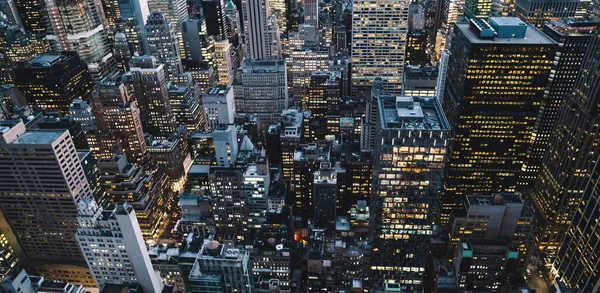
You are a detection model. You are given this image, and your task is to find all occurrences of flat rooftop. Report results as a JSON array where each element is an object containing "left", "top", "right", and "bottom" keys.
[
  {"left": 457, "top": 19, "right": 556, "bottom": 45},
  {"left": 466, "top": 193, "right": 524, "bottom": 206},
  {"left": 11, "top": 130, "right": 65, "bottom": 145},
  {"left": 378, "top": 96, "right": 450, "bottom": 130}
]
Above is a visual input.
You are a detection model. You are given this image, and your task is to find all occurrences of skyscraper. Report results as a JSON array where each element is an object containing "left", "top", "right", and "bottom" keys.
[
  {"left": 201, "top": 0, "right": 227, "bottom": 38},
  {"left": 109, "top": 0, "right": 150, "bottom": 56},
  {"left": 530, "top": 32, "right": 600, "bottom": 254},
  {"left": 188, "top": 240, "right": 254, "bottom": 293},
  {"left": 146, "top": 10, "right": 183, "bottom": 81},
  {"left": 88, "top": 73, "right": 147, "bottom": 163},
  {"left": 181, "top": 18, "right": 216, "bottom": 66},
  {"left": 48, "top": 0, "right": 115, "bottom": 81},
  {"left": 441, "top": 18, "right": 556, "bottom": 223},
  {"left": 96, "top": 154, "right": 173, "bottom": 239},
  {"left": 304, "top": 71, "right": 341, "bottom": 118},
  {"left": 268, "top": 0, "right": 287, "bottom": 35},
  {"left": 14, "top": 0, "right": 47, "bottom": 35},
  {"left": 147, "top": 0, "right": 188, "bottom": 53},
  {"left": 519, "top": 18, "right": 599, "bottom": 188},
  {"left": 351, "top": 0, "right": 408, "bottom": 96},
  {"left": 370, "top": 94, "right": 450, "bottom": 286},
  {"left": 214, "top": 39, "right": 234, "bottom": 85},
  {"left": 464, "top": 0, "right": 492, "bottom": 19},
  {"left": 202, "top": 86, "right": 236, "bottom": 131},
  {"left": 553, "top": 153, "right": 600, "bottom": 292},
  {"left": 515, "top": 0, "right": 588, "bottom": 28},
  {"left": 242, "top": 0, "right": 281, "bottom": 58},
  {"left": 14, "top": 52, "right": 93, "bottom": 113},
  {"left": 210, "top": 167, "right": 248, "bottom": 237},
  {"left": 0, "top": 122, "right": 93, "bottom": 263},
  {"left": 304, "top": 0, "right": 319, "bottom": 27},
  {"left": 129, "top": 55, "right": 176, "bottom": 138},
  {"left": 235, "top": 59, "right": 288, "bottom": 124},
  {"left": 76, "top": 200, "right": 164, "bottom": 292}
]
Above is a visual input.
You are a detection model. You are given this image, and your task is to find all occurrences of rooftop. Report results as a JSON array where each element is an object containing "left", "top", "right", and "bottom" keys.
[
  {"left": 378, "top": 96, "right": 450, "bottom": 130},
  {"left": 26, "top": 53, "right": 69, "bottom": 67},
  {"left": 466, "top": 193, "right": 524, "bottom": 206},
  {"left": 457, "top": 17, "right": 556, "bottom": 44},
  {"left": 11, "top": 130, "right": 65, "bottom": 145},
  {"left": 545, "top": 18, "right": 600, "bottom": 36},
  {"left": 206, "top": 85, "right": 231, "bottom": 96}
]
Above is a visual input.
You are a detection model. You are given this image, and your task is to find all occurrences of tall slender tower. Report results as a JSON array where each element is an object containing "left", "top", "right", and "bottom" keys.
[
  {"left": 371, "top": 94, "right": 450, "bottom": 286},
  {"left": 242, "top": 0, "right": 281, "bottom": 58},
  {"left": 146, "top": 10, "right": 183, "bottom": 81},
  {"left": 530, "top": 32, "right": 600, "bottom": 254},
  {"left": 351, "top": 0, "right": 409, "bottom": 96},
  {"left": 441, "top": 18, "right": 556, "bottom": 223},
  {"left": 129, "top": 55, "right": 176, "bottom": 138}
]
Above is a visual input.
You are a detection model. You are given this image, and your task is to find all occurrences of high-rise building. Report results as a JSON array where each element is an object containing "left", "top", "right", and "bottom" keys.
[
  {"left": 402, "top": 65, "right": 439, "bottom": 98},
  {"left": 453, "top": 239, "right": 520, "bottom": 292},
  {"left": 530, "top": 32, "right": 600, "bottom": 254},
  {"left": 464, "top": 0, "right": 492, "bottom": 19},
  {"left": 223, "top": 0, "right": 242, "bottom": 43},
  {"left": 48, "top": 0, "right": 115, "bottom": 82},
  {"left": 351, "top": 0, "right": 408, "bottom": 96},
  {"left": 519, "top": 19, "right": 599, "bottom": 188},
  {"left": 288, "top": 49, "right": 329, "bottom": 103},
  {"left": 181, "top": 18, "right": 216, "bottom": 65},
  {"left": 68, "top": 98, "right": 95, "bottom": 132},
  {"left": 214, "top": 39, "right": 235, "bottom": 85},
  {"left": 87, "top": 73, "right": 147, "bottom": 163},
  {"left": 370, "top": 94, "right": 450, "bottom": 286},
  {"left": 188, "top": 240, "right": 254, "bottom": 293},
  {"left": 292, "top": 142, "right": 332, "bottom": 224},
  {"left": 235, "top": 59, "right": 288, "bottom": 124},
  {"left": 146, "top": 10, "right": 183, "bottom": 81},
  {"left": 109, "top": 0, "right": 150, "bottom": 56},
  {"left": 515, "top": 0, "right": 588, "bottom": 28},
  {"left": 14, "top": 52, "right": 93, "bottom": 113},
  {"left": 168, "top": 77, "right": 206, "bottom": 132},
  {"left": 304, "top": 0, "right": 319, "bottom": 27},
  {"left": 147, "top": 0, "right": 188, "bottom": 53},
  {"left": 0, "top": 122, "right": 92, "bottom": 263},
  {"left": 76, "top": 200, "right": 164, "bottom": 292},
  {"left": 96, "top": 154, "right": 173, "bottom": 239},
  {"left": 129, "top": 55, "right": 176, "bottom": 138},
  {"left": 449, "top": 193, "right": 534, "bottom": 268},
  {"left": 244, "top": 159, "right": 270, "bottom": 227},
  {"left": 202, "top": 86, "right": 235, "bottom": 131},
  {"left": 553, "top": 154, "right": 600, "bottom": 292},
  {"left": 268, "top": 0, "right": 287, "bottom": 35},
  {"left": 209, "top": 167, "right": 248, "bottom": 237},
  {"left": 242, "top": 0, "right": 281, "bottom": 58},
  {"left": 201, "top": 0, "right": 227, "bottom": 38},
  {"left": 113, "top": 32, "right": 132, "bottom": 72},
  {"left": 212, "top": 124, "right": 239, "bottom": 167},
  {"left": 441, "top": 18, "right": 556, "bottom": 223},
  {"left": 14, "top": 0, "right": 47, "bottom": 35},
  {"left": 304, "top": 71, "right": 341, "bottom": 118}
]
